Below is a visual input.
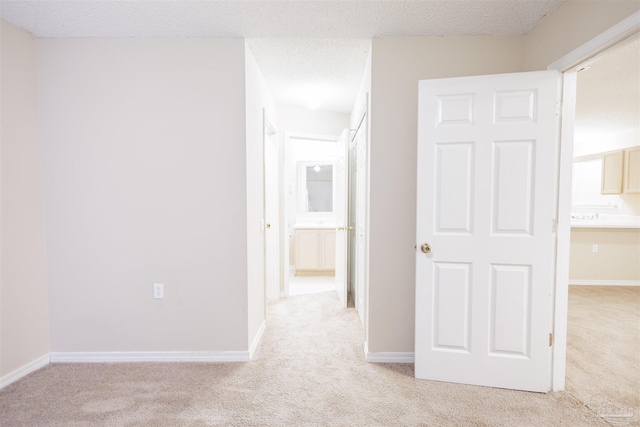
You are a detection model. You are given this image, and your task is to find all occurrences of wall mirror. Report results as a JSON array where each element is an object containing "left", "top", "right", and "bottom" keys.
[{"left": 297, "top": 161, "right": 334, "bottom": 214}]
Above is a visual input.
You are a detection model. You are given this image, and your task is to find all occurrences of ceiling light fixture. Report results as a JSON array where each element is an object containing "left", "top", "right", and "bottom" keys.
[{"left": 307, "top": 96, "right": 323, "bottom": 110}]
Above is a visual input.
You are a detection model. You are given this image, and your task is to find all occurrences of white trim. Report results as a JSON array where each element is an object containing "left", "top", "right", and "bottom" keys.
[
  {"left": 548, "top": 11, "right": 640, "bottom": 71},
  {"left": 551, "top": 71, "right": 577, "bottom": 392},
  {"left": 285, "top": 132, "right": 339, "bottom": 144},
  {"left": 0, "top": 354, "right": 50, "bottom": 389},
  {"left": 263, "top": 109, "right": 277, "bottom": 136},
  {"left": 550, "top": 11, "right": 640, "bottom": 392},
  {"left": 50, "top": 351, "right": 250, "bottom": 363},
  {"left": 569, "top": 280, "right": 640, "bottom": 286},
  {"left": 249, "top": 320, "right": 266, "bottom": 360},
  {"left": 363, "top": 341, "right": 414, "bottom": 364}
]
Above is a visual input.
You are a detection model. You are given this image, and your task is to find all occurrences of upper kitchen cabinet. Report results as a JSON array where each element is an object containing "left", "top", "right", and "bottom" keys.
[
  {"left": 601, "top": 150, "right": 624, "bottom": 194},
  {"left": 624, "top": 146, "right": 640, "bottom": 193}
]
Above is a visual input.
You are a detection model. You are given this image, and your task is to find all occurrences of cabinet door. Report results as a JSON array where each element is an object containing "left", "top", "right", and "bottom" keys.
[
  {"left": 321, "top": 230, "right": 336, "bottom": 270},
  {"left": 295, "top": 230, "right": 320, "bottom": 270},
  {"left": 624, "top": 147, "right": 640, "bottom": 193},
  {"left": 601, "top": 150, "right": 623, "bottom": 194}
]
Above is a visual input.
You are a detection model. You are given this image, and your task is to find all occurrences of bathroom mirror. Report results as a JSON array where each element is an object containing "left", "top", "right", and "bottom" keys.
[{"left": 297, "top": 162, "right": 334, "bottom": 214}]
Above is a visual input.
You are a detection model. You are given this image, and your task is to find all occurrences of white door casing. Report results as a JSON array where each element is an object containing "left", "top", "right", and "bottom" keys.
[
  {"left": 335, "top": 129, "right": 349, "bottom": 308},
  {"left": 415, "top": 71, "right": 561, "bottom": 392},
  {"left": 353, "top": 113, "right": 368, "bottom": 325},
  {"left": 264, "top": 112, "right": 280, "bottom": 301}
]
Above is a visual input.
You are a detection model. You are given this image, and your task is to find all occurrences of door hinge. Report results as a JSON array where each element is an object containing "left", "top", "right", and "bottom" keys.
[
  {"left": 549, "top": 333, "right": 553, "bottom": 347},
  {"left": 556, "top": 102, "right": 561, "bottom": 116},
  {"left": 552, "top": 219, "right": 558, "bottom": 233}
]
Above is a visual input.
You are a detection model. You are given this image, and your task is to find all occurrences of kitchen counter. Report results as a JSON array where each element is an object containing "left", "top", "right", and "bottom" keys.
[{"left": 570, "top": 214, "right": 640, "bottom": 229}]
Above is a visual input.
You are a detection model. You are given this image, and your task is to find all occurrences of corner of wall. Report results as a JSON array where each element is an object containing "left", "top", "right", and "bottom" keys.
[{"left": 0, "top": 19, "right": 51, "bottom": 378}]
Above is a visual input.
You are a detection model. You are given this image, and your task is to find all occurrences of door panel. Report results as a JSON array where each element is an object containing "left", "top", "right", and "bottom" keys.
[
  {"left": 433, "top": 262, "right": 471, "bottom": 351},
  {"left": 415, "top": 71, "right": 560, "bottom": 392},
  {"left": 435, "top": 143, "right": 474, "bottom": 234}
]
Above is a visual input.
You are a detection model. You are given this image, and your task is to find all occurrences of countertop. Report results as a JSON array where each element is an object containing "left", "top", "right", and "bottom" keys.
[
  {"left": 292, "top": 223, "right": 337, "bottom": 230},
  {"left": 570, "top": 214, "right": 640, "bottom": 229}
]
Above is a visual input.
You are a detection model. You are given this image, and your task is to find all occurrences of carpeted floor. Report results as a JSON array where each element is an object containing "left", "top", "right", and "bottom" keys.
[
  {"left": 1, "top": 288, "right": 631, "bottom": 426},
  {"left": 565, "top": 285, "right": 640, "bottom": 413}
]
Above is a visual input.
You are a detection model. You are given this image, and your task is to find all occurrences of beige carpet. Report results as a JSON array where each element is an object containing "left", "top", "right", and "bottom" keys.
[
  {"left": 0, "top": 291, "right": 615, "bottom": 426},
  {"left": 565, "top": 285, "right": 640, "bottom": 413}
]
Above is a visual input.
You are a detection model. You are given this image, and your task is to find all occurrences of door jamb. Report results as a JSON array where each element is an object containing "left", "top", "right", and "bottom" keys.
[
  {"left": 548, "top": 10, "right": 640, "bottom": 392},
  {"left": 263, "top": 109, "right": 278, "bottom": 305}
]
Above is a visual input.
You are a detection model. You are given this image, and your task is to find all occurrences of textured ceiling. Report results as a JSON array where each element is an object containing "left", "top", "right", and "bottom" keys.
[
  {"left": 0, "top": 0, "right": 565, "bottom": 112},
  {"left": 575, "top": 37, "right": 640, "bottom": 149}
]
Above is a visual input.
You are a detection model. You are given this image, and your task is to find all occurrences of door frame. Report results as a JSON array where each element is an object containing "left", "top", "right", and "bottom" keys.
[
  {"left": 283, "top": 131, "right": 340, "bottom": 297},
  {"left": 263, "top": 109, "right": 279, "bottom": 303},
  {"left": 350, "top": 104, "right": 370, "bottom": 338},
  {"left": 549, "top": 11, "right": 640, "bottom": 391}
]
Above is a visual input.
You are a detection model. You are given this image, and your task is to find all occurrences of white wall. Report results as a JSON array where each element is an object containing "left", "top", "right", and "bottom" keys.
[
  {"left": 38, "top": 38, "right": 249, "bottom": 352},
  {"left": 244, "top": 42, "right": 277, "bottom": 347},
  {"left": 0, "top": 20, "right": 50, "bottom": 378},
  {"left": 278, "top": 106, "right": 349, "bottom": 137}
]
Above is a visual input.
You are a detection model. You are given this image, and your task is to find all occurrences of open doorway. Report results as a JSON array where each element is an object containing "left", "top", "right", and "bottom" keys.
[
  {"left": 285, "top": 131, "right": 340, "bottom": 297},
  {"left": 564, "top": 35, "right": 640, "bottom": 411},
  {"left": 277, "top": 105, "right": 369, "bottom": 321}
]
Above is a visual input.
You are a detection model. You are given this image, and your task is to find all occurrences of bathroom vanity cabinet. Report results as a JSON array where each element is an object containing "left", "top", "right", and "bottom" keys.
[{"left": 293, "top": 228, "right": 336, "bottom": 275}]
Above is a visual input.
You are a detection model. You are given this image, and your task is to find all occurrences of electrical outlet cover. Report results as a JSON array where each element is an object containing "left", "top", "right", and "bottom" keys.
[{"left": 153, "top": 283, "right": 164, "bottom": 299}]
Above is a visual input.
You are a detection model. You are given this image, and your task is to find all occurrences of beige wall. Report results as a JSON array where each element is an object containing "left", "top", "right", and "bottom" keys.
[
  {"left": 0, "top": 20, "right": 50, "bottom": 376},
  {"left": 570, "top": 229, "right": 640, "bottom": 281},
  {"left": 523, "top": 0, "right": 640, "bottom": 71},
  {"left": 244, "top": 42, "right": 277, "bottom": 346},
  {"left": 38, "top": 38, "right": 249, "bottom": 352},
  {"left": 368, "top": 36, "right": 525, "bottom": 353}
]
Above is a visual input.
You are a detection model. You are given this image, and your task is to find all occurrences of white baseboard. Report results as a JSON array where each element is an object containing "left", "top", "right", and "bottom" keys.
[
  {"left": 363, "top": 341, "right": 414, "bottom": 364},
  {"left": 249, "top": 320, "right": 266, "bottom": 360},
  {"left": 50, "top": 351, "right": 250, "bottom": 363},
  {"left": 569, "top": 280, "right": 640, "bottom": 286},
  {"left": 0, "top": 353, "right": 50, "bottom": 389}
]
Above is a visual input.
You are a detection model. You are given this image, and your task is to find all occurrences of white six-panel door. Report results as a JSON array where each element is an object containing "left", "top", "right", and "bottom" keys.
[{"left": 415, "top": 71, "right": 560, "bottom": 392}]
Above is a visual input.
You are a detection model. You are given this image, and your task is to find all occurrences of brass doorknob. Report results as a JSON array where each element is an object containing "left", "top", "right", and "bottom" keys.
[
  {"left": 266, "top": 223, "right": 271, "bottom": 229},
  {"left": 420, "top": 243, "right": 431, "bottom": 254}
]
